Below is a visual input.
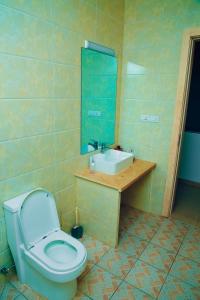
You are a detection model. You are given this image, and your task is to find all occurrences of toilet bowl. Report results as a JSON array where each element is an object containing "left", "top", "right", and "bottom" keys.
[{"left": 3, "top": 188, "right": 87, "bottom": 300}]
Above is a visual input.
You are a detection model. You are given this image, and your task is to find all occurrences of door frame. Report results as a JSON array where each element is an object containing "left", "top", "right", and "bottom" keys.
[{"left": 162, "top": 28, "right": 200, "bottom": 217}]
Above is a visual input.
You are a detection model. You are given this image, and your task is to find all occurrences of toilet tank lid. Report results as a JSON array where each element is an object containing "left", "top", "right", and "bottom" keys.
[{"left": 4, "top": 191, "right": 34, "bottom": 213}]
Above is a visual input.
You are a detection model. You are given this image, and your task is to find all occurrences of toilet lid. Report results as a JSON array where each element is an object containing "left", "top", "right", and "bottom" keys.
[{"left": 19, "top": 189, "right": 60, "bottom": 249}]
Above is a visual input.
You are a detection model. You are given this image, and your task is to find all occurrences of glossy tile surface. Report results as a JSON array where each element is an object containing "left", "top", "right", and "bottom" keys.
[
  {"left": 169, "top": 255, "right": 200, "bottom": 288},
  {"left": 118, "top": 232, "right": 148, "bottom": 257},
  {"left": 111, "top": 281, "right": 153, "bottom": 300},
  {"left": 158, "top": 275, "right": 200, "bottom": 300},
  {"left": 1, "top": 206, "right": 200, "bottom": 300},
  {"left": 98, "top": 248, "right": 136, "bottom": 279},
  {"left": 78, "top": 265, "right": 121, "bottom": 300},
  {"left": 0, "top": 0, "right": 124, "bottom": 266},
  {"left": 119, "top": 0, "right": 200, "bottom": 217},
  {"left": 140, "top": 243, "right": 175, "bottom": 272},
  {"left": 125, "top": 260, "right": 167, "bottom": 298}
]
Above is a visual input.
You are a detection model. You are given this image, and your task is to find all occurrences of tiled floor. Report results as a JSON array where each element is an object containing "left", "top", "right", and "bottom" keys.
[
  {"left": 172, "top": 180, "right": 200, "bottom": 226},
  {"left": 1, "top": 205, "right": 200, "bottom": 299}
]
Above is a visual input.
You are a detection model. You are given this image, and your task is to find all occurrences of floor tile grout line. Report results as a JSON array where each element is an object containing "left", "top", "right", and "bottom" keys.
[
  {"left": 109, "top": 280, "right": 124, "bottom": 300},
  {"left": 122, "top": 276, "right": 157, "bottom": 299},
  {"left": 119, "top": 214, "right": 193, "bottom": 299},
  {"left": 116, "top": 216, "right": 163, "bottom": 299},
  {"left": 155, "top": 222, "right": 191, "bottom": 299},
  {"left": 78, "top": 262, "right": 123, "bottom": 300},
  {"left": 120, "top": 213, "right": 200, "bottom": 299},
  {"left": 7, "top": 280, "right": 29, "bottom": 299},
  {"left": 5, "top": 210, "right": 198, "bottom": 300},
  {"left": 126, "top": 225, "right": 164, "bottom": 299},
  {"left": 1, "top": 282, "right": 20, "bottom": 300},
  {"left": 81, "top": 219, "right": 158, "bottom": 299}
]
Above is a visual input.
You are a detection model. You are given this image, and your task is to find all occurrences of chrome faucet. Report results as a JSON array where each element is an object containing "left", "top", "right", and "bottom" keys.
[
  {"left": 88, "top": 139, "right": 98, "bottom": 150},
  {"left": 100, "top": 142, "right": 111, "bottom": 153}
]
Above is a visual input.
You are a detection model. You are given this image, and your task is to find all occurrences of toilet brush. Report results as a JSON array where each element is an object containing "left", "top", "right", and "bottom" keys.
[{"left": 71, "top": 206, "right": 83, "bottom": 239}]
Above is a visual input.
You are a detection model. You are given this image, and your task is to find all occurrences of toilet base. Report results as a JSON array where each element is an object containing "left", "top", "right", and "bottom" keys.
[{"left": 23, "top": 260, "right": 77, "bottom": 300}]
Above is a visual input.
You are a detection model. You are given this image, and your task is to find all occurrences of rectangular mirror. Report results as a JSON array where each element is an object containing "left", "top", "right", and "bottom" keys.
[{"left": 80, "top": 45, "right": 117, "bottom": 154}]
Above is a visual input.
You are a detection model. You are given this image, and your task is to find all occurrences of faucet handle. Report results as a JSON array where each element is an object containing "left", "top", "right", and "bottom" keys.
[{"left": 89, "top": 139, "right": 98, "bottom": 150}]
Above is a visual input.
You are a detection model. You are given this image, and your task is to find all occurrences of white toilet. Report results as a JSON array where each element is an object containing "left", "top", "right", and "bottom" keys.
[{"left": 3, "top": 188, "right": 87, "bottom": 300}]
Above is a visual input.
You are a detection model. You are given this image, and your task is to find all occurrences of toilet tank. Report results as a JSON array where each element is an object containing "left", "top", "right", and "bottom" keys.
[
  {"left": 4, "top": 191, "right": 30, "bottom": 282},
  {"left": 3, "top": 188, "right": 60, "bottom": 281}
]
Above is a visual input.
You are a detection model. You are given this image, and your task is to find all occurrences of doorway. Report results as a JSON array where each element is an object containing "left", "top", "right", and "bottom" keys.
[
  {"left": 172, "top": 40, "right": 200, "bottom": 224},
  {"left": 163, "top": 29, "right": 200, "bottom": 219}
]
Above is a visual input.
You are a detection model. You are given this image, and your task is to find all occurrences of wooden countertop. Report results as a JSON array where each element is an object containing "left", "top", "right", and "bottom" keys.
[{"left": 75, "top": 159, "right": 156, "bottom": 192}]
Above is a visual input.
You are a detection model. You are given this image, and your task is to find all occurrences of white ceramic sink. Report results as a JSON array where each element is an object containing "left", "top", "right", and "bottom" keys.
[{"left": 91, "top": 149, "right": 134, "bottom": 175}]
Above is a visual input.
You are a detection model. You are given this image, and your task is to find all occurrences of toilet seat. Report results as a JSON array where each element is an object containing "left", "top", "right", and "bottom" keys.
[
  {"left": 30, "top": 230, "right": 86, "bottom": 272},
  {"left": 23, "top": 230, "right": 87, "bottom": 283}
]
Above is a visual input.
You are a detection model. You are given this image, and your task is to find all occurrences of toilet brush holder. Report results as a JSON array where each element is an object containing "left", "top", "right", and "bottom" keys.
[
  {"left": 71, "top": 207, "right": 83, "bottom": 239},
  {"left": 71, "top": 225, "right": 83, "bottom": 239}
]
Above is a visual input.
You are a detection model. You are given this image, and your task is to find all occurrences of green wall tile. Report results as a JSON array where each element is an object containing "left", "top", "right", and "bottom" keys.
[
  {"left": 119, "top": 0, "right": 200, "bottom": 215},
  {"left": 0, "top": 0, "right": 124, "bottom": 266}
]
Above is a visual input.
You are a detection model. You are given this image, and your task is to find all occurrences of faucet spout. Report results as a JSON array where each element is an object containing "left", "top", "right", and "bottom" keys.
[
  {"left": 88, "top": 139, "right": 98, "bottom": 150},
  {"left": 100, "top": 142, "right": 111, "bottom": 153}
]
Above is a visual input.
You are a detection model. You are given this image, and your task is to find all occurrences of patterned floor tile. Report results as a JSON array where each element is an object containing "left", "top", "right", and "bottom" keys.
[
  {"left": 0, "top": 282, "right": 5, "bottom": 295},
  {"left": 81, "top": 235, "right": 110, "bottom": 264},
  {"left": 186, "top": 225, "right": 200, "bottom": 240},
  {"left": 140, "top": 243, "right": 176, "bottom": 272},
  {"left": 119, "top": 217, "right": 134, "bottom": 235},
  {"left": 138, "top": 210, "right": 163, "bottom": 226},
  {"left": 126, "top": 220, "right": 158, "bottom": 241},
  {"left": 0, "top": 282, "right": 19, "bottom": 300},
  {"left": 97, "top": 248, "right": 136, "bottom": 279},
  {"left": 120, "top": 206, "right": 142, "bottom": 220},
  {"left": 78, "top": 258, "right": 96, "bottom": 280},
  {"left": 120, "top": 207, "right": 162, "bottom": 241},
  {"left": 151, "top": 228, "right": 183, "bottom": 252},
  {"left": 179, "top": 235, "right": 200, "bottom": 263},
  {"left": 124, "top": 260, "right": 167, "bottom": 298},
  {"left": 74, "top": 290, "right": 91, "bottom": 300},
  {"left": 14, "top": 294, "right": 27, "bottom": 300},
  {"left": 79, "top": 235, "right": 110, "bottom": 278},
  {"left": 161, "top": 218, "right": 189, "bottom": 235},
  {"left": 7, "top": 273, "right": 47, "bottom": 299},
  {"left": 78, "top": 265, "right": 121, "bottom": 300},
  {"left": 169, "top": 255, "right": 200, "bottom": 288},
  {"left": 158, "top": 275, "right": 200, "bottom": 300},
  {"left": 118, "top": 232, "right": 148, "bottom": 257},
  {"left": 20, "top": 287, "right": 47, "bottom": 300},
  {"left": 111, "top": 281, "right": 153, "bottom": 300}
]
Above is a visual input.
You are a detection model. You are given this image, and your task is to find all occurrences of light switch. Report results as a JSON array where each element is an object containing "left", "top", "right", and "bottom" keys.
[
  {"left": 140, "top": 114, "right": 160, "bottom": 123},
  {"left": 88, "top": 110, "right": 102, "bottom": 117}
]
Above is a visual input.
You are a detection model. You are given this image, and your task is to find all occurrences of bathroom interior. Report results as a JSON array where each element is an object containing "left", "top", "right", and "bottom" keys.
[{"left": 0, "top": 0, "right": 200, "bottom": 299}]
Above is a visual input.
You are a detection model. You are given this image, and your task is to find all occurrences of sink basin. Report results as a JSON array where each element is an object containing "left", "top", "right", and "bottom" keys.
[{"left": 91, "top": 149, "right": 134, "bottom": 175}]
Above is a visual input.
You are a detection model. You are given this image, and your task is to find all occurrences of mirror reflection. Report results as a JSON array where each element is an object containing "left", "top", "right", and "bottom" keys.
[{"left": 80, "top": 47, "right": 117, "bottom": 154}]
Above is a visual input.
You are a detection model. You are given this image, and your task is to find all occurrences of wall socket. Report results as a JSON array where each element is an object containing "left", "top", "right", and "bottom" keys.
[{"left": 140, "top": 114, "right": 160, "bottom": 123}]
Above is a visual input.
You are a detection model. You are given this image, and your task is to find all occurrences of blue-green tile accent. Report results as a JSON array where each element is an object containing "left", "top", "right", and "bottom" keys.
[
  {"left": 125, "top": 260, "right": 167, "bottom": 298},
  {"left": 169, "top": 255, "right": 200, "bottom": 288},
  {"left": 140, "top": 243, "right": 176, "bottom": 272},
  {"left": 158, "top": 275, "right": 200, "bottom": 300},
  {"left": 111, "top": 281, "right": 153, "bottom": 299}
]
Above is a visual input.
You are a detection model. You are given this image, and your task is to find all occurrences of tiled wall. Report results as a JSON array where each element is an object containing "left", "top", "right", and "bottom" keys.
[
  {"left": 119, "top": 0, "right": 200, "bottom": 215},
  {"left": 77, "top": 178, "right": 120, "bottom": 247},
  {"left": 0, "top": 0, "right": 124, "bottom": 270}
]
